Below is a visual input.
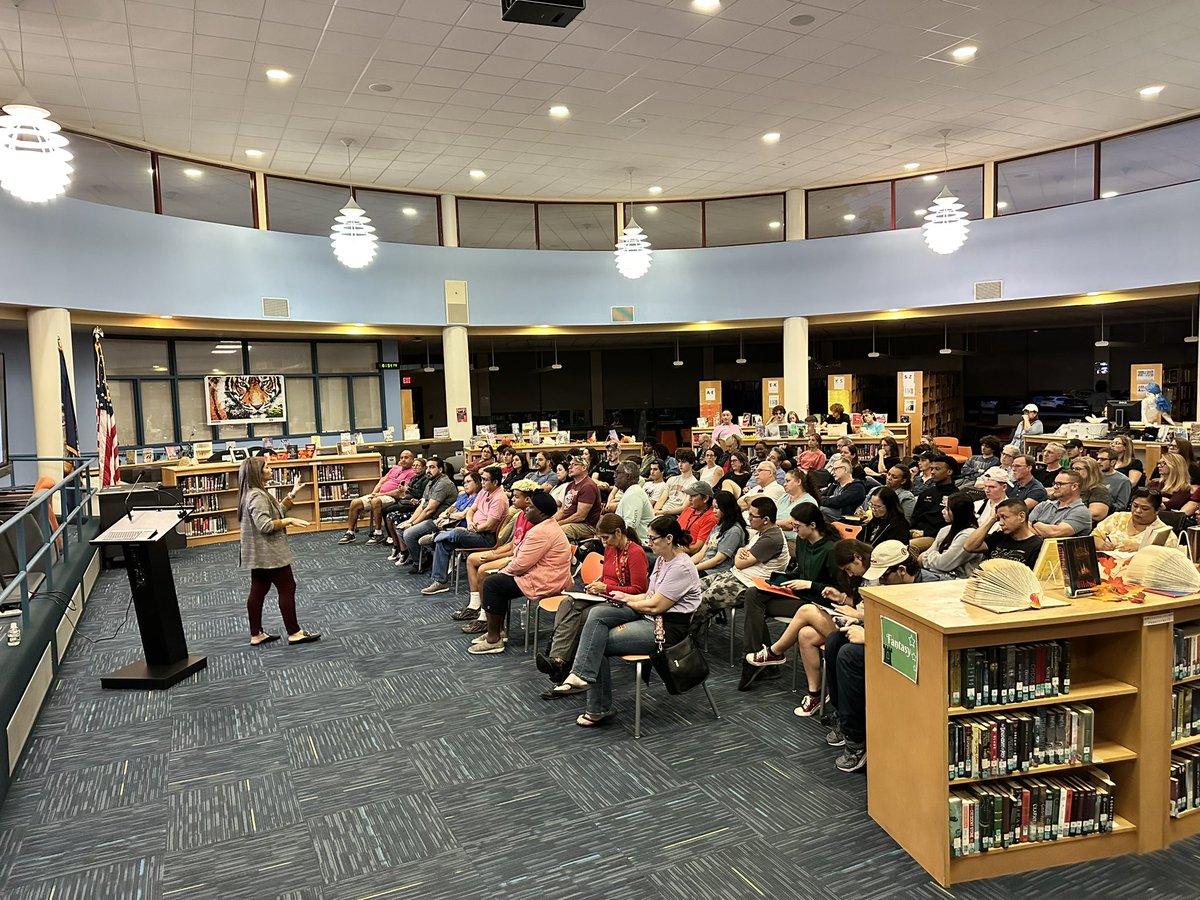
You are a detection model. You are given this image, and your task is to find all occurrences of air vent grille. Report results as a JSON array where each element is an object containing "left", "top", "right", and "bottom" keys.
[
  {"left": 445, "top": 280, "right": 469, "bottom": 325},
  {"left": 974, "top": 280, "right": 1003, "bottom": 301},
  {"left": 261, "top": 297, "right": 290, "bottom": 318}
]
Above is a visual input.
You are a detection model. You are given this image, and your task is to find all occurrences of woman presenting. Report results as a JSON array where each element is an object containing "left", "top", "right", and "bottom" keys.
[{"left": 237, "top": 457, "right": 321, "bottom": 646}]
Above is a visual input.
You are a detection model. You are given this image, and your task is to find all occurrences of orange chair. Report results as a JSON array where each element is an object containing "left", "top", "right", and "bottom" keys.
[
  {"left": 932, "top": 437, "right": 971, "bottom": 464},
  {"left": 833, "top": 521, "right": 862, "bottom": 541},
  {"left": 579, "top": 551, "right": 604, "bottom": 586}
]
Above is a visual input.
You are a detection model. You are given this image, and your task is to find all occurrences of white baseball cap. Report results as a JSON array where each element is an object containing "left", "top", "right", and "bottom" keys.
[{"left": 1023, "top": 403, "right": 1038, "bottom": 412}]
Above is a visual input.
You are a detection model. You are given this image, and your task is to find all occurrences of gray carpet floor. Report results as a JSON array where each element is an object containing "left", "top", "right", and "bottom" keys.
[{"left": 0, "top": 533, "right": 1196, "bottom": 899}]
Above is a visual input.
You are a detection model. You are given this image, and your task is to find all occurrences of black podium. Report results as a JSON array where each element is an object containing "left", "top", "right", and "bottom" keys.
[{"left": 91, "top": 507, "right": 207, "bottom": 689}]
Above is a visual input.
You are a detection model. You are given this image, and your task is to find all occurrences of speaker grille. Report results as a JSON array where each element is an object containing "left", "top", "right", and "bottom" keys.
[
  {"left": 261, "top": 297, "right": 290, "bottom": 318},
  {"left": 974, "top": 280, "right": 1003, "bottom": 301},
  {"left": 445, "top": 280, "right": 469, "bottom": 325}
]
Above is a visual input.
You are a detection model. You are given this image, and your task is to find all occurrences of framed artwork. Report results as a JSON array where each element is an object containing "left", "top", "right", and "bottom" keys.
[{"left": 205, "top": 375, "right": 286, "bottom": 425}]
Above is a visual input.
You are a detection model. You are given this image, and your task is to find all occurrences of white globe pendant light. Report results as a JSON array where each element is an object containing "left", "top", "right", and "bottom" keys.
[
  {"left": 330, "top": 138, "right": 377, "bottom": 269},
  {"left": 921, "top": 130, "right": 969, "bottom": 255},
  {"left": 615, "top": 167, "right": 653, "bottom": 279}
]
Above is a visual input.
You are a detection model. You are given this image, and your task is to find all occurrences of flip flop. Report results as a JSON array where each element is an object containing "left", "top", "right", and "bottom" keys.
[
  {"left": 250, "top": 633, "right": 279, "bottom": 646},
  {"left": 543, "top": 680, "right": 590, "bottom": 699},
  {"left": 288, "top": 631, "right": 322, "bottom": 645},
  {"left": 576, "top": 712, "right": 613, "bottom": 727}
]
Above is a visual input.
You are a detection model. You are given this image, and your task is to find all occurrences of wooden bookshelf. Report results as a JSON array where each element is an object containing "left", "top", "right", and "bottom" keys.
[
  {"left": 1163, "top": 366, "right": 1196, "bottom": 421},
  {"left": 161, "top": 453, "right": 383, "bottom": 546},
  {"left": 862, "top": 578, "right": 1200, "bottom": 887}
]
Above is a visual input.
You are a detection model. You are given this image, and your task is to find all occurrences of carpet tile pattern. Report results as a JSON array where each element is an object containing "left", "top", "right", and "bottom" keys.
[{"left": 0, "top": 532, "right": 1197, "bottom": 898}]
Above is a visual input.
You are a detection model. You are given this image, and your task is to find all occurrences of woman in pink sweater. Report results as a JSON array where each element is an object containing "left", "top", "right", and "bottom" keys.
[{"left": 469, "top": 492, "right": 573, "bottom": 655}]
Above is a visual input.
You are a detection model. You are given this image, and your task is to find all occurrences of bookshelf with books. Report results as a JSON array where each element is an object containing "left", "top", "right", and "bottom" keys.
[
  {"left": 862, "top": 578, "right": 1200, "bottom": 887},
  {"left": 161, "top": 453, "right": 382, "bottom": 546},
  {"left": 1168, "top": 618, "right": 1200, "bottom": 844}
]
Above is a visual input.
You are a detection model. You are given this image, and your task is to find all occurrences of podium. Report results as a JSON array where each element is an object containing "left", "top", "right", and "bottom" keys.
[{"left": 91, "top": 507, "right": 207, "bottom": 689}]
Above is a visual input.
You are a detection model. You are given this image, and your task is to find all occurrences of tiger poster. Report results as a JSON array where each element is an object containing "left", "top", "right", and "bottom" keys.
[{"left": 205, "top": 375, "right": 287, "bottom": 425}]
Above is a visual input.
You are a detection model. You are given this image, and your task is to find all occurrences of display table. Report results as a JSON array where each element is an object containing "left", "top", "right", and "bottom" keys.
[
  {"left": 1023, "top": 434, "right": 1161, "bottom": 472},
  {"left": 861, "top": 578, "right": 1200, "bottom": 886},
  {"left": 160, "top": 453, "right": 382, "bottom": 546}
]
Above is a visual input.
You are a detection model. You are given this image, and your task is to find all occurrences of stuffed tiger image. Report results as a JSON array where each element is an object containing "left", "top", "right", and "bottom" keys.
[{"left": 208, "top": 375, "right": 285, "bottom": 422}]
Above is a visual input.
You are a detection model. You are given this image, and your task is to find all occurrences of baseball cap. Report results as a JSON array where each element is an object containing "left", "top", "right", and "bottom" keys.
[
  {"left": 684, "top": 480, "right": 714, "bottom": 498},
  {"left": 606, "top": 440, "right": 620, "bottom": 450},
  {"left": 982, "top": 466, "right": 1014, "bottom": 487},
  {"left": 1064, "top": 439, "right": 1084, "bottom": 449},
  {"left": 864, "top": 540, "right": 911, "bottom": 580},
  {"left": 1022, "top": 403, "right": 1039, "bottom": 413}
]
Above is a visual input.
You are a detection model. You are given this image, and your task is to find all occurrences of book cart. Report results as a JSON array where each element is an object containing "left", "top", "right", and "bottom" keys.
[
  {"left": 861, "top": 578, "right": 1200, "bottom": 887},
  {"left": 160, "top": 453, "right": 383, "bottom": 546}
]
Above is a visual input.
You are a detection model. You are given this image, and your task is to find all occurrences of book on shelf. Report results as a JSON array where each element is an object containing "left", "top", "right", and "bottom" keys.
[
  {"left": 949, "top": 640, "right": 1072, "bottom": 708},
  {"left": 1170, "top": 746, "right": 1200, "bottom": 816},
  {"left": 1173, "top": 685, "right": 1200, "bottom": 742},
  {"left": 949, "top": 704, "right": 1095, "bottom": 780},
  {"left": 1174, "top": 623, "right": 1200, "bottom": 680}
]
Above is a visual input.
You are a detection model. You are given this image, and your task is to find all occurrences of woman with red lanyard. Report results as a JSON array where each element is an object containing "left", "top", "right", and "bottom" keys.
[{"left": 536, "top": 513, "right": 649, "bottom": 683}]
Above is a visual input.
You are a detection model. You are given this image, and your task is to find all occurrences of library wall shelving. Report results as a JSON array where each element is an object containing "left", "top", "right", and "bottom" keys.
[
  {"left": 862, "top": 578, "right": 1200, "bottom": 887},
  {"left": 160, "top": 453, "right": 382, "bottom": 546}
]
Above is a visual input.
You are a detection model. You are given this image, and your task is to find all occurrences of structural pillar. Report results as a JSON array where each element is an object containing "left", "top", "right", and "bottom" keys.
[
  {"left": 785, "top": 189, "right": 805, "bottom": 241},
  {"left": 27, "top": 308, "right": 76, "bottom": 484},
  {"left": 443, "top": 324, "right": 472, "bottom": 443},
  {"left": 440, "top": 194, "right": 459, "bottom": 247},
  {"left": 783, "top": 316, "right": 810, "bottom": 417}
]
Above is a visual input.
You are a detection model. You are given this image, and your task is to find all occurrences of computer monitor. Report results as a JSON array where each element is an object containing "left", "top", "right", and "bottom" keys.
[{"left": 1107, "top": 400, "right": 1141, "bottom": 429}]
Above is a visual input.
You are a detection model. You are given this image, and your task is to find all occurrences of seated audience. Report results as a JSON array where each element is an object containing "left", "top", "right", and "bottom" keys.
[
  {"left": 537, "top": 513, "right": 650, "bottom": 682},
  {"left": 1010, "top": 455, "right": 1048, "bottom": 509},
  {"left": 593, "top": 442, "right": 623, "bottom": 494},
  {"left": 865, "top": 540, "right": 946, "bottom": 585},
  {"left": 501, "top": 451, "right": 529, "bottom": 493},
  {"left": 824, "top": 618, "right": 868, "bottom": 773},
  {"left": 555, "top": 455, "right": 602, "bottom": 541},
  {"left": 545, "top": 515, "right": 702, "bottom": 727},
  {"left": 1095, "top": 448, "right": 1132, "bottom": 511},
  {"left": 613, "top": 461, "right": 653, "bottom": 543},
  {"left": 858, "top": 465, "right": 916, "bottom": 520},
  {"left": 1064, "top": 439, "right": 1086, "bottom": 461},
  {"left": 776, "top": 468, "right": 820, "bottom": 543},
  {"left": 452, "top": 479, "right": 537, "bottom": 633},
  {"left": 861, "top": 487, "right": 910, "bottom": 547},
  {"left": 498, "top": 446, "right": 516, "bottom": 478},
  {"left": 395, "top": 457, "right": 457, "bottom": 572},
  {"left": 1109, "top": 434, "right": 1144, "bottom": 488},
  {"left": 421, "top": 466, "right": 509, "bottom": 595},
  {"left": 1029, "top": 471, "right": 1092, "bottom": 537},
  {"left": 638, "top": 439, "right": 658, "bottom": 477},
  {"left": 1068, "top": 456, "right": 1113, "bottom": 523},
  {"left": 677, "top": 481, "right": 719, "bottom": 552},
  {"left": 864, "top": 435, "right": 901, "bottom": 479},
  {"left": 920, "top": 493, "right": 982, "bottom": 578},
  {"left": 958, "top": 436, "right": 1003, "bottom": 486},
  {"left": 857, "top": 409, "right": 886, "bottom": 437},
  {"left": 470, "top": 492, "right": 573, "bottom": 655},
  {"left": 909, "top": 453, "right": 959, "bottom": 547},
  {"left": 655, "top": 449, "right": 698, "bottom": 515},
  {"left": 550, "top": 460, "right": 572, "bottom": 506},
  {"left": 752, "top": 441, "right": 770, "bottom": 464},
  {"left": 820, "top": 457, "right": 867, "bottom": 523},
  {"left": 797, "top": 435, "right": 828, "bottom": 472},
  {"left": 697, "top": 447, "right": 726, "bottom": 488},
  {"left": 711, "top": 409, "right": 743, "bottom": 444},
  {"left": 974, "top": 466, "right": 1012, "bottom": 528},
  {"left": 825, "top": 403, "right": 849, "bottom": 427},
  {"left": 766, "top": 404, "right": 788, "bottom": 426},
  {"left": 964, "top": 498, "right": 1043, "bottom": 568},
  {"left": 1147, "top": 453, "right": 1193, "bottom": 510},
  {"left": 1094, "top": 488, "right": 1180, "bottom": 552},
  {"left": 1167, "top": 438, "right": 1200, "bottom": 484},
  {"left": 384, "top": 457, "right": 429, "bottom": 557},
  {"left": 722, "top": 451, "right": 752, "bottom": 494},
  {"left": 695, "top": 496, "right": 790, "bottom": 628},
  {"left": 528, "top": 451, "right": 559, "bottom": 489},
  {"left": 1034, "top": 443, "right": 1066, "bottom": 488},
  {"left": 467, "top": 444, "right": 496, "bottom": 474},
  {"left": 339, "top": 449, "right": 416, "bottom": 544},
  {"left": 643, "top": 460, "right": 669, "bottom": 505},
  {"left": 739, "top": 460, "right": 787, "bottom": 515},
  {"left": 691, "top": 490, "right": 748, "bottom": 575}
]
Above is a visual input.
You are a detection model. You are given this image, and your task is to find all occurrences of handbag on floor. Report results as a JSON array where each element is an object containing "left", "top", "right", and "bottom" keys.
[{"left": 651, "top": 612, "right": 708, "bottom": 695}]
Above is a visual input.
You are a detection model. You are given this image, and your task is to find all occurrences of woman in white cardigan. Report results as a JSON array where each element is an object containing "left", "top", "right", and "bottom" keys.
[{"left": 920, "top": 493, "right": 983, "bottom": 579}]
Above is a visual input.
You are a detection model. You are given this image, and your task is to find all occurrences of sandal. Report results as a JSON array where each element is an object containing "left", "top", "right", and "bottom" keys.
[
  {"left": 543, "top": 678, "right": 590, "bottom": 699},
  {"left": 250, "top": 633, "right": 279, "bottom": 646},
  {"left": 288, "top": 631, "right": 322, "bottom": 645},
  {"left": 576, "top": 711, "right": 613, "bottom": 727}
]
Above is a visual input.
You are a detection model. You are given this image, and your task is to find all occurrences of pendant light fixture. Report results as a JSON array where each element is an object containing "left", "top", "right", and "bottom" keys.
[
  {"left": 867, "top": 327, "right": 881, "bottom": 358},
  {"left": 939, "top": 323, "right": 953, "bottom": 355},
  {"left": 551, "top": 340, "right": 562, "bottom": 370},
  {"left": 423, "top": 344, "right": 435, "bottom": 373},
  {"left": 1187, "top": 300, "right": 1199, "bottom": 344},
  {"left": 736, "top": 333, "right": 747, "bottom": 365},
  {"left": 0, "top": 2, "right": 73, "bottom": 203},
  {"left": 488, "top": 343, "right": 500, "bottom": 372},
  {"left": 614, "top": 167, "right": 652, "bottom": 279},
  {"left": 673, "top": 337, "right": 684, "bottom": 367},
  {"left": 922, "top": 130, "right": 969, "bottom": 255},
  {"left": 1095, "top": 310, "right": 1110, "bottom": 348},
  {"left": 330, "top": 138, "right": 378, "bottom": 269}
]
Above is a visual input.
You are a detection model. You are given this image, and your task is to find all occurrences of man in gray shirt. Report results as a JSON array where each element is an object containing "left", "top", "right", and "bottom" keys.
[
  {"left": 694, "top": 496, "right": 790, "bottom": 629},
  {"left": 612, "top": 462, "right": 653, "bottom": 544},
  {"left": 1029, "top": 471, "right": 1093, "bottom": 538},
  {"left": 398, "top": 457, "right": 458, "bottom": 573},
  {"left": 527, "top": 450, "right": 559, "bottom": 488},
  {"left": 1096, "top": 449, "right": 1132, "bottom": 511}
]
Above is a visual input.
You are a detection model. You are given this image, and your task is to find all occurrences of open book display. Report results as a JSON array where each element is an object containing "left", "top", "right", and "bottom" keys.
[
  {"left": 1124, "top": 545, "right": 1200, "bottom": 596},
  {"left": 961, "top": 559, "right": 1071, "bottom": 614}
]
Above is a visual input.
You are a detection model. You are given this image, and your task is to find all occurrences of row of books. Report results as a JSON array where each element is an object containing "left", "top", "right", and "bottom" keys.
[
  {"left": 181, "top": 474, "right": 229, "bottom": 493},
  {"left": 189, "top": 494, "right": 224, "bottom": 513},
  {"left": 318, "top": 509, "right": 351, "bottom": 523},
  {"left": 317, "top": 465, "right": 348, "bottom": 480},
  {"left": 1170, "top": 746, "right": 1200, "bottom": 817},
  {"left": 949, "top": 641, "right": 1072, "bottom": 709},
  {"left": 1173, "top": 623, "right": 1200, "bottom": 680},
  {"left": 949, "top": 705, "right": 1095, "bottom": 781},
  {"left": 949, "top": 769, "right": 1116, "bottom": 857},
  {"left": 184, "top": 515, "right": 228, "bottom": 537},
  {"left": 317, "top": 483, "right": 361, "bottom": 501},
  {"left": 1172, "top": 685, "right": 1200, "bottom": 743}
]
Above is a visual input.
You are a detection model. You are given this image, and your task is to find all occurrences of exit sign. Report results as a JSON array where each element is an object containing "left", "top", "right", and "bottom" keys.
[{"left": 402, "top": 376, "right": 412, "bottom": 385}]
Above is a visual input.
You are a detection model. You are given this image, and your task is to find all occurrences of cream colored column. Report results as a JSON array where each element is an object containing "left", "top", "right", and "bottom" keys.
[
  {"left": 440, "top": 194, "right": 458, "bottom": 247},
  {"left": 983, "top": 161, "right": 996, "bottom": 218},
  {"left": 443, "top": 324, "right": 472, "bottom": 443},
  {"left": 785, "top": 189, "right": 805, "bottom": 240},
  {"left": 27, "top": 308, "right": 75, "bottom": 483},
  {"left": 783, "top": 316, "right": 810, "bottom": 417}
]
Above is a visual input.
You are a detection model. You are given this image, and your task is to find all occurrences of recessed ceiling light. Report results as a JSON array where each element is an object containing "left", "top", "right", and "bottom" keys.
[
  {"left": 160, "top": 315, "right": 173, "bottom": 319},
  {"left": 762, "top": 132, "right": 781, "bottom": 144},
  {"left": 843, "top": 213, "right": 856, "bottom": 222},
  {"left": 789, "top": 14, "right": 816, "bottom": 27},
  {"left": 183, "top": 168, "right": 203, "bottom": 179},
  {"left": 648, "top": 185, "right": 663, "bottom": 194},
  {"left": 469, "top": 169, "right": 486, "bottom": 179},
  {"left": 152, "top": 365, "right": 166, "bottom": 371},
  {"left": 922, "top": 174, "right": 938, "bottom": 182},
  {"left": 244, "top": 149, "right": 263, "bottom": 158},
  {"left": 691, "top": 0, "right": 721, "bottom": 11},
  {"left": 265, "top": 68, "right": 291, "bottom": 82},
  {"left": 401, "top": 207, "right": 417, "bottom": 216},
  {"left": 996, "top": 201, "right": 1009, "bottom": 209},
  {"left": 913, "top": 208, "right": 927, "bottom": 216},
  {"left": 548, "top": 105, "right": 570, "bottom": 118},
  {"left": 951, "top": 45, "right": 977, "bottom": 61},
  {"left": 644, "top": 205, "right": 658, "bottom": 212},
  {"left": 627, "top": 116, "right": 646, "bottom": 126},
  {"left": 1086, "top": 292, "right": 1102, "bottom": 296},
  {"left": 903, "top": 162, "right": 920, "bottom": 171},
  {"left": 768, "top": 221, "right": 781, "bottom": 229},
  {"left": 1101, "top": 190, "right": 1119, "bottom": 198},
  {"left": 1138, "top": 84, "right": 1165, "bottom": 97},
  {"left": 368, "top": 83, "right": 393, "bottom": 93}
]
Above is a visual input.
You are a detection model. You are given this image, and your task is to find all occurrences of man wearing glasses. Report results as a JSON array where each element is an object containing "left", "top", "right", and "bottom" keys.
[
  {"left": 1028, "top": 471, "right": 1092, "bottom": 538},
  {"left": 421, "top": 465, "right": 510, "bottom": 595},
  {"left": 1096, "top": 450, "right": 1132, "bottom": 511},
  {"left": 1009, "top": 455, "right": 1048, "bottom": 510},
  {"left": 695, "top": 496, "right": 790, "bottom": 629},
  {"left": 555, "top": 455, "right": 601, "bottom": 542},
  {"left": 819, "top": 459, "right": 866, "bottom": 524}
]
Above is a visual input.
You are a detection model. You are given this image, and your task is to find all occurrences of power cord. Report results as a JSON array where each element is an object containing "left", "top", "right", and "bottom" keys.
[{"left": 4, "top": 586, "right": 137, "bottom": 646}]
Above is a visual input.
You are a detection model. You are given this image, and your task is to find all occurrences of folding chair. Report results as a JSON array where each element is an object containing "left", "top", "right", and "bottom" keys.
[
  {"left": 579, "top": 552, "right": 603, "bottom": 587},
  {"left": 833, "top": 521, "right": 862, "bottom": 540},
  {"left": 620, "top": 655, "right": 720, "bottom": 739}
]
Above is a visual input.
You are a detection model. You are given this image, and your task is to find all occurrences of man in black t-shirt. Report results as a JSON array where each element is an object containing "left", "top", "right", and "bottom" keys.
[{"left": 964, "top": 498, "right": 1043, "bottom": 569}]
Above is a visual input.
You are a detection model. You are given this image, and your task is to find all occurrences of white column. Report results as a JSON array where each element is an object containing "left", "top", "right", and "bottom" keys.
[
  {"left": 785, "top": 189, "right": 805, "bottom": 241},
  {"left": 27, "top": 308, "right": 75, "bottom": 484},
  {"left": 783, "top": 316, "right": 809, "bottom": 417},
  {"left": 443, "top": 324, "right": 472, "bottom": 443},
  {"left": 440, "top": 194, "right": 458, "bottom": 247},
  {"left": 982, "top": 161, "right": 996, "bottom": 219}
]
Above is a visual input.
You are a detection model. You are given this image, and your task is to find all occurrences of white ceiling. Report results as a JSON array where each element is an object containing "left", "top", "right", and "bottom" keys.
[{"left": 2, "top": 0, "right": 1200, "bottom": 200}]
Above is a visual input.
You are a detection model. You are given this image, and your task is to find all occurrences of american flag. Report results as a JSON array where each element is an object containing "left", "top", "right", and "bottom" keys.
[{"left": 94, "top": 326, "right": 119, "bottom": 486}]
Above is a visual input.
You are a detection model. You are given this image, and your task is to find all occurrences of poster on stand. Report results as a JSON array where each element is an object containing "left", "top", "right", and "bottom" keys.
[{"left": 205, "top": 375, "right": 286, "bottom": 425}]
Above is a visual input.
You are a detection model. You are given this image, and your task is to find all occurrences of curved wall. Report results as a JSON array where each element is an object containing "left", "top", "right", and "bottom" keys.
[{"left": 1, "top": 181, "right": 1198, "bottom": 326}]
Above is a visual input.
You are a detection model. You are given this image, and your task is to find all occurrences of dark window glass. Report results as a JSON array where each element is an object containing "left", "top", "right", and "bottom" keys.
[
  {"left": 894, "top": 167, "right": 984, "bottom": 229},
  {"left": 64, "top": 133, "right": 154, "bottom": 212},
  {"left": 806, "top": 182, "right": 891, "bottom": 238},
  {"left": 158, "top": 157, "right": 254, "bottom": 227},
  {"left": 457, "top": 199, "right": 536, "bottom": 249},
  {"left": 628, "top": 201, "right": 701, "bottom": 249},
  {"left": 176, "top": 340, "right": 244, "bottom": 376},
  {"left": 1100, "top": 117, "right": 1200, "bottom": 197},
  {"left": 266, "top": 176, "right": 350, "bottom": 236},
  {"left": 355, "top": 189, "right": 440, "bottom": 245},
  {"left": 536, "top": 203, "right": 615, "bottom": 250},
  {"left": 704, "top": 195, "right": 785, "bottom": 247},
  {"left": 996, "top": 146, "right": 1095, "bottom": 214}
]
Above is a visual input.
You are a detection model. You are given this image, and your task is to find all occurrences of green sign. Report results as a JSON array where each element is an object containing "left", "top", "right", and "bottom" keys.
[{"left": 880, "top": 616, "right": 919, "bottom": 684}]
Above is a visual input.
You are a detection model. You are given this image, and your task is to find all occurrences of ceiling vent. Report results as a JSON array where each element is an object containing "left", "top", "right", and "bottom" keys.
[
  {"left": 445, "top": 280, "right": 469, "bottom": 325},
  {"left": 261, "top": 297, "right": 290, "bottom": 318},
  {"left": 974, "top": 280, "right": 1003, "bottom": 301}
]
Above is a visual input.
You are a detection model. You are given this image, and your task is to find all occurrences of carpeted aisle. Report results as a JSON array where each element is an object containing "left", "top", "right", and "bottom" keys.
[{"left": 0, "top": 533, "right": 1197, "bottom": 899}]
